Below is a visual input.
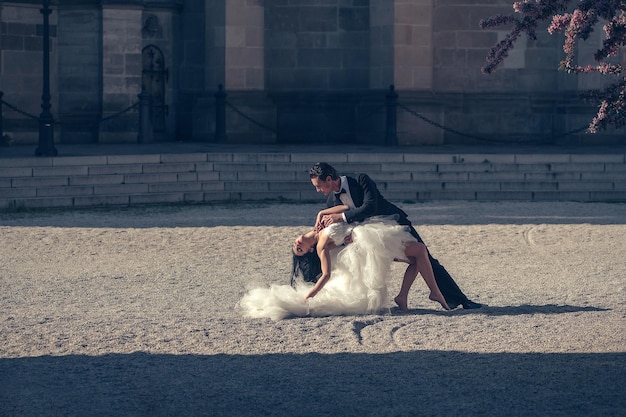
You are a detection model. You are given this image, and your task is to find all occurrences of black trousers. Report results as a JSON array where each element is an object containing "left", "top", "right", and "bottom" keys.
[{"left": 399, "top": 217, "right": 469, "bottom": 306}]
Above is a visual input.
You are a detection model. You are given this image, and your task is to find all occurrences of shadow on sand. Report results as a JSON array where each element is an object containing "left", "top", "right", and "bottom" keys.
[
  {"left": 395, "top": 304, "right": 610, "bottom": 317},
  {"left": 1, "top": 201, "right": 625, "bottom": 228},
  {"left": 1, "top": 350, "right": 624, "bottom": 417}
]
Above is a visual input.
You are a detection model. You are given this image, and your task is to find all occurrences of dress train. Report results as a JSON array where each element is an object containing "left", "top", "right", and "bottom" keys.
[{"left": 239, "top": 217, "right": 415, "bottom": 320}]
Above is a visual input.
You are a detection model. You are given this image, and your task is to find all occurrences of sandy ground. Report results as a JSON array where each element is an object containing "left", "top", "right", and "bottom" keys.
[{"left": 0, "top": 201, "right": 625, "bottom": 417}]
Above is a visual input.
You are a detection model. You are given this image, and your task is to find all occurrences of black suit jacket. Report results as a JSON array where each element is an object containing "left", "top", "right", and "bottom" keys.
[{"left": 326, "top": 174, "right": 409, "bottom": 224}]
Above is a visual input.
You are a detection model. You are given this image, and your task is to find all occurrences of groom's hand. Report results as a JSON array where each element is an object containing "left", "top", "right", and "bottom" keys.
[{"left": 322, "top": 214, "right": 344, "bottom": 226}]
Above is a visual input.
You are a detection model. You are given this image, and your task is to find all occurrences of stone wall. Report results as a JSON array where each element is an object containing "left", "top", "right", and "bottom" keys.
[
  {"left": 57, "top": 4, "right": 101, "bottom": 144},
  {"left": 380, "top": 0, "right": 434, "bottom": 90},
  {"left": 264, "top": 0, "right": 370, "bottom": 90},
  {"left": 224, "top": 0, "right": 264, "bottom": 90},
  {"left": 424, "top": 0, "right": 619, "bottom": 145},
  {"left": 432, "top": 0, "right": 575, "bottom": 93},
  {"left": 0, "top": 0, "right": 624, "bottom": 147},
  {"left": 0, "top": 0, "right": 184, "bottom": 146}
]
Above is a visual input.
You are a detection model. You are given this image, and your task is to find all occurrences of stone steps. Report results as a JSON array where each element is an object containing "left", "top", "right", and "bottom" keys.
[{"left": 1, "top": 150, "right": 625, "bottom": 210}]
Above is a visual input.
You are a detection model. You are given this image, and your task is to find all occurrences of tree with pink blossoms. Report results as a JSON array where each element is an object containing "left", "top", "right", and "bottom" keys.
[{"left": 480, "top": 0, "right": 625, "bottom": 132}]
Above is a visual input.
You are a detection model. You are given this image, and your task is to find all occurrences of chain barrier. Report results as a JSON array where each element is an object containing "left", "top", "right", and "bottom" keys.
[
  {"left": 0, "top": 98, "right": 40, "bottom": 120},
  {"left": 2, "top": 91, "right": 590, "bottom": 144},
  {"left": 225, "top": 98, "right": 385, "bottom": 134},
  {"left": 222, "top": 96, "right": 587, "bottom": 144},
  {"left": 398, "top": 102, "right": 589, "bottom": 144},
  {"left": 0, "top": 96, "right": 139, "bottom": 126},
  {"left": 225, "top": 100, "right": 276, "bottom": 133},
  {"left": 53, "top": 102, "right": 140, "bottom": 126},
  {"left": 90, "top": 102, "right": 139, "bottom": 124}
]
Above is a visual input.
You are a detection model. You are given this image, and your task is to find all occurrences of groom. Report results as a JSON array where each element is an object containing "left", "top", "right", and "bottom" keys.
[{"left": 308, "top": 162, "right": 482, "bottom": 310}]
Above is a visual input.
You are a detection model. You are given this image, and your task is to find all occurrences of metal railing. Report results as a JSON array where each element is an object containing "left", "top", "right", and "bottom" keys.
[
  {"left": 1, "top": 86, "right": 591, "bottom": 150},
  {"left": 213, "top": 84, "right": 589, "bottom": 146}
]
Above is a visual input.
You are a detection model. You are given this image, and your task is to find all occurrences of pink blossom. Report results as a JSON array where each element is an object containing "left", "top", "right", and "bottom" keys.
[{"left": 482, "top": 0, "right": 626, "bottom": 131}]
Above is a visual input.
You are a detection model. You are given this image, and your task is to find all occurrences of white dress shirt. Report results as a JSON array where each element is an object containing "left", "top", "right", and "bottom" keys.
[{"left": 337, "top": 176, "right": 356, "bottom": 221}]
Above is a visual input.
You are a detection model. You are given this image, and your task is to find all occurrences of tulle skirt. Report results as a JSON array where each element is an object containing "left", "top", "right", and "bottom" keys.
[{"left": 239, "top": 217, "right": 415, "bottom": 320}]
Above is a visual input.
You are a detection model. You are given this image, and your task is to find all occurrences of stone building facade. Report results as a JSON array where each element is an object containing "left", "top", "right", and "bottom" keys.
[{"left": 0, "top": 0, "right": 623, "bottom": 147}]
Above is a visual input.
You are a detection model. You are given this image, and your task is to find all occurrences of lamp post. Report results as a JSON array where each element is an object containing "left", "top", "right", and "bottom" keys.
[{"left": 35, "top": 0, "right": 57, "bottom": 156}]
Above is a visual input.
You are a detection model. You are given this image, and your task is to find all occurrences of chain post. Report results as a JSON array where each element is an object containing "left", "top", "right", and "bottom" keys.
[
  {"left": 385, "top": 84, "right": 398, "bottom": 146},
  {"left": 215, "top": 84, "right": 226, "bottom": 142},
  {"left": 137, "top": 92, "right": 153, "bottom": 143}
]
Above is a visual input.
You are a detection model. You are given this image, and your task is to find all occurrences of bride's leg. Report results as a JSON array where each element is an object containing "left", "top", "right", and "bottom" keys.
[
  {"left": 405, "top": 242, "right": 451, "bottom": 311},
  {"left": 394, "top": 258, "right": 417, "bottom": 311}
]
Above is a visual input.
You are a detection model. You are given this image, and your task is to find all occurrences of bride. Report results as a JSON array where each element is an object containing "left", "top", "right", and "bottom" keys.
[{"left": 239, "top": 207, "right": 450, "bottom": 320}]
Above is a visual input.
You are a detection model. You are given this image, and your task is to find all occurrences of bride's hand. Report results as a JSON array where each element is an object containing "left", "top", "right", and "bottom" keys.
[
  {"left": 315, "top": 215, "right": 333, "bottom": 232},
  {"left": 322, "top": 214, "right": 340, "bottom": 226},
  {"left": 305, "top": 288, "right": 318, "bottom": 300},
  {"left": 314, "top": 212, "right": 324, "bottom": 232}
]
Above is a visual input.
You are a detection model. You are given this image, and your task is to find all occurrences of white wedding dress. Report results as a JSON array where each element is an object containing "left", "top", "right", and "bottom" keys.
[{"left": 239, "top": 217, "right": 415, "bottom": 320}]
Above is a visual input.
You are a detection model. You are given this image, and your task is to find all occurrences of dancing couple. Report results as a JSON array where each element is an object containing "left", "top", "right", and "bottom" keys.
[{"left": 239, "top": 163, "right": 482, "bottom": 320}]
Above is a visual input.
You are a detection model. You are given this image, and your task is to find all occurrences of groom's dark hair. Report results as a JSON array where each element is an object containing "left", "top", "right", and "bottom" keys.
[{"left": 309, "top": 162, "right": 339, "bottom": 181}]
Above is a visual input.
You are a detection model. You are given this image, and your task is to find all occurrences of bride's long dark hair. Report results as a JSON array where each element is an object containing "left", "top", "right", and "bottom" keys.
[{"left": 291, "top": 250, "right": 322, "bottom": 286}]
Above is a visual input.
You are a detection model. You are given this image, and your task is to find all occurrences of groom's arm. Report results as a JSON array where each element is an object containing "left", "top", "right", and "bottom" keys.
[
  {"left": 316, "top": 205, "right": 350, "bottom": 232},
  {"left": 344, "top": 174, "right": 380, "bottom": 223}
]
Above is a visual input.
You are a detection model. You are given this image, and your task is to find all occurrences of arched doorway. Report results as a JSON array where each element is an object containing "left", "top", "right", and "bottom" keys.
[{"left": 141, "top": 45, "right": 167, "bottom": 140}]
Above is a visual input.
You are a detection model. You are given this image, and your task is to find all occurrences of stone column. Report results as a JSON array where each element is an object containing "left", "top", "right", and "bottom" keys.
[
  {"left": 370, "top": 0, "right": 433, "bottom": 90},
  {"left": 57, "top": 4, "right": 102, "bottom": 143},
  {"left": 205, "top": 0, "right": 264, "bottom": 91},
  {"left": 203, "top": 0, "right": 271, "bottom": 143},
  {"left": 224, "top": 0, "right": 264, "bottom": 90},
  {"left": 100, "top": 4, "right": 142, "bottom": 143}
]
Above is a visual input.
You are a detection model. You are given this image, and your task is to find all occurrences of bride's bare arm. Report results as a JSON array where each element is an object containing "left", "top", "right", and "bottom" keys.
[{"left": 305, "top": 231, "right": 337, "bottom": 299}]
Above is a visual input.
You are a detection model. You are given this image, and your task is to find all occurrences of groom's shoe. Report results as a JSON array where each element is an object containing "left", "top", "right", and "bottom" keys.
[{"left": 462, "top": 300, "right": 483, "bottom": 309}]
